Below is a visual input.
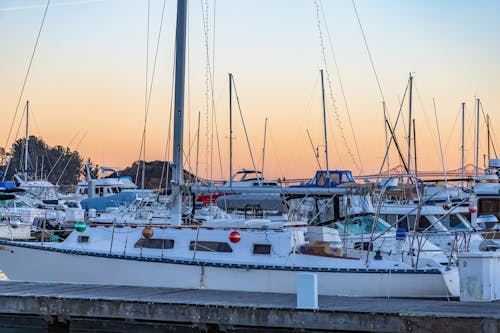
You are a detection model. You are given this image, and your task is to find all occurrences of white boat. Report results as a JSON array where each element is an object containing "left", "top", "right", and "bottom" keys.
[
  {"left": 378, "top": 203, "right": 484, "bottom": 252},
  {"left": 73, "top": 164, "right": 138, "bottom": 199},
  {"left": 0, "top": 213, "right": 31, "bottom": 240},
  {"left": 0, "top": 221, "right": 458, "bottom": 298}
]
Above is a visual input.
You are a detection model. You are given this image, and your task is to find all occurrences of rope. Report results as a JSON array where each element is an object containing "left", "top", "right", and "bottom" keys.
[
  {"left": 200, "top": 0, "right": 224, "bottom": 182},
  {"left": 479, "top": 100, "right": 498, "bottom": 158},
  {"left": 135, "top": 0, "right": 151, "bottom": 186},
  {"left": 318, "top": 0, "right": 364, "bottom": 173},
  {"left": 351, "top": 0, "right": 386, "bottom": 104},
  {"left": 4, "top": 0, "right": 51, "bottom": 152},
  {"left": 231, "top": 76, "right": 259, "bottom": 177},
  {"left": 136, "top": 0, "right": 168, "bottom": 187},
  {"left": 314, "top": 0, "right": 361, "bottom": 173}
]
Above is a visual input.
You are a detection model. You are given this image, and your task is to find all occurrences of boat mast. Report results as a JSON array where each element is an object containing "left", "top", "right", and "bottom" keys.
[
  {"left": 195, "top": 111, "right": 201, "bottom": 183},
  {"left": 229, "top": 73, "right": 233, "bottom": 187},
  {"left": 171, "top": 0, "right": 188, "bottom": 226},
  {"left": 261, "top": 117, "right": 267, "bottom": 177},
  {"left": 461, "top": 102, "right": 465, "bottom": 187},
  {"left": 407, "top": 73, "right": 413, "bottom": 178},
  {"left": 383, "top": 101, "right": 390, "bottom": 176},
  {"left": 474, "top": 98, "right": 480, "bottom": 177},
  {"left": 487, "top": 113, "right": 491, "bottom": 164},
  {"left": 413, "top": 118, "right": 417, "bottom": 178},
  {"left": 24, "top": 100, "right": 30, "bottom": 181},
  {"left": 320, "top": 70, "right": 330, "bottom": 180}
]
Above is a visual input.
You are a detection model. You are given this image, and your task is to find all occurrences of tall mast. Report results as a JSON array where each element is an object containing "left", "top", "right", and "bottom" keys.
[
  {"left": 487, "top": 113, "right": 491, "bottom": 164},
  {"left": 229, "top": 73, "right": 233, "bottom": 187},
  {"left": 24, "top": 100, "right": 30, "bottom": 181},
  {"left": 261, "top": 117, "right": 268, "bottom": 177},
  {"left": 195, "top": 111, "right": 200, "bottom": 183},
  {"left": 474, "top": 98, "right": 480, "bottom": 177},
  {"left": 320, "top": 70, "right": 330, "bottom": 179},
  {"left": 171, "top": 0, "right": 188, "bottom": 226},
  {"left": 407, "top": 73, "right": 413, "bottom": 177},
  {"left": 383, "top": 101, "right": 390, "bottom": 176},
  {"left": 413, "top": 118, "right": 417, "bottom": 178},
  {"left": 461, "top": 102, "right": 465, "bottom": 187}
]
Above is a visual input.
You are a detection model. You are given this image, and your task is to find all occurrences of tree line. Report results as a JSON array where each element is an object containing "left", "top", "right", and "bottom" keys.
[
  {"left": 0, "top": 136, "right": 194, "bottom": 189},
  {"left": 0, "top": 136, "right": 83, "bottom": 186}
]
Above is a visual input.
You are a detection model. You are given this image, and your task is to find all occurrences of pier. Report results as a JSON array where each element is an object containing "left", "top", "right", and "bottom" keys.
[{"left": 0, "top": 281, "right": 498, "bottom": 332}]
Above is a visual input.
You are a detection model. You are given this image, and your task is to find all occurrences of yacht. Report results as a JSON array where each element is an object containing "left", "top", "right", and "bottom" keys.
[{"left": 0, "top": 220, "right": 458, "bottom": 298}]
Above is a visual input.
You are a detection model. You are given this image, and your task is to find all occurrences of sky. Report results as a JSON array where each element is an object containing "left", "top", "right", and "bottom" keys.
[{"left": 1, "top": 0, "right": 499, "bottom": 181}]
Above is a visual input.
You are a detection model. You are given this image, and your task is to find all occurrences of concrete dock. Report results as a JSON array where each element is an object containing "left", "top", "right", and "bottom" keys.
[{"left": 0, "top": 281, "right": 498, "bottom": 332}]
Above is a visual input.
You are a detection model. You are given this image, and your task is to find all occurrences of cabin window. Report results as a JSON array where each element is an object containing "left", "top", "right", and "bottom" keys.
[
  {"left": 447, "top": 214, "right": 467, "bottom": 229},
  {"left": 244, "top": 204, "right": 263, "bottom": 219},
  {"left": 134, "top": 238, "right": 175, "bottom": 249},
  {"left": 478, "top": 198, "right": 500, "bottom": 221},
  {"left": 253, "top": 244, "right": 271, "bottom": 255},
  {"left": 189, "top": 241, "right": 232, "bottom": 253},
  {"left": 77, "top": 235, "right": 89, "bottom": 243}
]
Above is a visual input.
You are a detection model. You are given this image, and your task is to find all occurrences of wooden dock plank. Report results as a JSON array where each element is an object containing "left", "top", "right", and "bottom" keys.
[{"left": 0, "top": 281, "right": 498, "bottom": 332}]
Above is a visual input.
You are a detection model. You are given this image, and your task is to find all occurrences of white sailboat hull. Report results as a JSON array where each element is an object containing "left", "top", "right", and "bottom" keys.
[{"left": 0, "top": 242, "right": 458, "bottom": 298}]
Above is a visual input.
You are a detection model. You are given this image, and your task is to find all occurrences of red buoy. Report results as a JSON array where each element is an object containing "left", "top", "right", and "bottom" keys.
[
  {"left": 442, "top": 203, "right": 451, "bottom": 210},
  {"left": 229, "top": 231, "right": 241, "bottom": 243},
  {"left": 142, "top": 226, "right": 154, "bottom": 239},
  {"left": 468, "top": 205, "right": 477, "bottom": 213}
]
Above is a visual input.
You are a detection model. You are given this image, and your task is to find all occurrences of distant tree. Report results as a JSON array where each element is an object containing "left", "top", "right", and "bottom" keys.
[
  {"left": 0, "top": 147, "right": 9, "bottom": 167},
  {"left": 2, "top": 136, "right": 84, "bottom": 185}
]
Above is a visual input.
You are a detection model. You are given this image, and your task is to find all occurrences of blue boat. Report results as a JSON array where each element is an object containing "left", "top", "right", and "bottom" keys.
[{"left": 293, "top": 170, "right": 356, "bottom": 188}]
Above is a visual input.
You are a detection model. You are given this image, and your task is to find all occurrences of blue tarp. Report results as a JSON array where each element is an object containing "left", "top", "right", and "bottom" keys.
[
  {"left": 80, "top": 192, "right": 138, "bottom": 212},
  {"left": 0, "top": 181, "right": 15, "bottom": 189}
]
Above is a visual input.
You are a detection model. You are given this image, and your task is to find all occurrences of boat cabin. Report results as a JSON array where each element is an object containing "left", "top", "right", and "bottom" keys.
[{"left": 297, "top": 170, "right": 355, "bottom": 188}]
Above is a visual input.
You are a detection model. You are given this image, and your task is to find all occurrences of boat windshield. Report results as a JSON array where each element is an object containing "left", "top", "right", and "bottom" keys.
[
  {"left": 0, "top": 200, "right": 32, "bottom": 208},
  {"left": 340, "top": 215, "right": 395, "bottom": 234},
  {"left": 440, "top": 213, "right": 471, "bottom": 230}
]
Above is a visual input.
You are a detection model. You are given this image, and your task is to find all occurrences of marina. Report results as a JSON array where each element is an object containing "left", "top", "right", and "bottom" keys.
[
  {"left": 1, "top": 1, "right": 500, "bottom": 332},
  {"left": 0, "top": 281, "right": 498, "bottom": 333}
]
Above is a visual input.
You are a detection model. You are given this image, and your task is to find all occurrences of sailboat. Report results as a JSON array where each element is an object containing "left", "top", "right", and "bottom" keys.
[{"left": 0, "top": 0, "right": 459, "bottom": 298}]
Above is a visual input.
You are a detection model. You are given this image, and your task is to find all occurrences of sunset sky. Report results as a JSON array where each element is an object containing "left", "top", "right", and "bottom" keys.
[{"left": 1, "top": 0, "right": 499, "bottom": 181}]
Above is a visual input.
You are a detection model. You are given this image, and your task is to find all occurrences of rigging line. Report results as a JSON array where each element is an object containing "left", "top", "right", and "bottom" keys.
[
  {"left": 210, "top": 0, "right": 224, "bottom": 182},
  {"left": 56, "top": 131, "right": 87, "bottom": 185},
  {"left": 145, "top": 0, "right": 168, "bottom": 123},
  {"left": 413, "top": 83, "right": 444, "bottom": 170},
  {"left": 351, "top": 0, "right": 386, "bottom": 104},
  {"left": 28, "top": 105, "right": 54, "bottom": 172},
  {"left": 47, "top": 130, "right": 80, "bottom": 179},
  {"left": 136, "top": 0, "right": 150, "bottom": 186},
  {"left": 200, "top": 0, "right": 212, "bottom": 178},
  {"left": 283, "top": 75, "right": 319, "bottom": 175},
  {"left": 231, "top": 76, "right": 259, "bottom": 176},
  {"left": 479, "top": 100, "right": 498, "bottom": 159},
  {"left": 442, "top": 103, "right": 462, "bottom": 155},
  {"left": 3, "top": 103, "right": 30, "bottom": 180},
  {"left": 375, "top": 79, "right": 410, "bottom": 182},
  {"left": 186, "top": 0, "right": 191, "bottom": 174},
  {"left": 414, "top": 82, "right": 439, "bottom": 149},
  {"left": 267, "top": 125, "right": 285, "bottom": 180},
  {"left": 159, "top": 38, "right": 177, "bottom": 192},
  {"left": 433, "top": 98, "right": 449, "bottom": 201},
  {"left": 314, "top": 1, "right": 360, "bottom": 173},
  {"left": 327, "top": 106, "right": 346, "bottom": 169},
  {"left": 319, "top": 0, "right": 364, "bottom": 173},
  {"left": 306, "top": 129, "right": 322, "bottom": 170},
  {"left": 4, "top": 0, "right": 51, "bottom": 151},
  {"left": 200, "top": 0, "right": 223, "bottom": 181}
]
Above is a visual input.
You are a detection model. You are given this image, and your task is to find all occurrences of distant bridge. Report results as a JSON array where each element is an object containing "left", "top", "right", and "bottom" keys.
[{"left": 357, "top": 164, "right": 479, "bottom": 181}]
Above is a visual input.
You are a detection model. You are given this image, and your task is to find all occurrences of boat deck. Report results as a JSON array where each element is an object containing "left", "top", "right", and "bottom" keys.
[{"left": 0, "top": 281, "right": 498, "bottom": 332}]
